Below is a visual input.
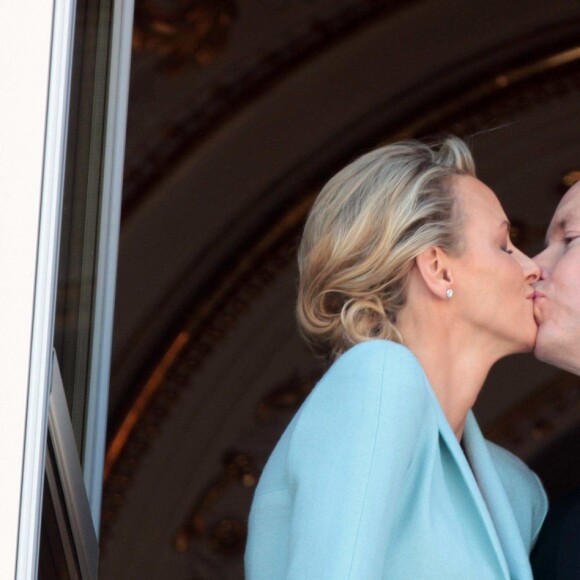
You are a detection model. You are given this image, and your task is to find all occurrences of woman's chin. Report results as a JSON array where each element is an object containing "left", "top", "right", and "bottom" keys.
[
  {"left": 502, "top": 328, "right": 537, "bottom": 356},
  {"left": 516, "top": 329, "right": 538, "bottom": 354}
]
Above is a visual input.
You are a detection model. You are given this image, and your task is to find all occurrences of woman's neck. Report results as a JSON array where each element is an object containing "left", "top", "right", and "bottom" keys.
[{"left": 397, "top": 313, "right": 502, "bottom": 440}]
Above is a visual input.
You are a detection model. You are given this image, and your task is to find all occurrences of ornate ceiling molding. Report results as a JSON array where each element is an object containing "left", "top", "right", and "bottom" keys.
[
  {"left": 122, "top": 0, "right": 413, "bottom": 222},
  {"left": 133, "top": 0, "right": 238, "bottom": 72},
  {"left": 390, "top": 45, "right": 580, "bottom": 142}
]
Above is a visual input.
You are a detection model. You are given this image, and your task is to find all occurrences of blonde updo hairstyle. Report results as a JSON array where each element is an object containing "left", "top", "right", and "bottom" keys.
[{"left": 297, "top": 136, "right": 475, "bottom": 359}]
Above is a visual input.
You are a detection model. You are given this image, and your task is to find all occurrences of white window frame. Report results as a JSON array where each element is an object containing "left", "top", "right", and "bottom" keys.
[
  {"left": 0, "top": 1, "right": 73, "bottom": 577},
  {"left": 48, "top": 355, "right": 99, "bottom": 579},
  {"left": 80, "top": 0, "right": 134, "bottom": 531}
]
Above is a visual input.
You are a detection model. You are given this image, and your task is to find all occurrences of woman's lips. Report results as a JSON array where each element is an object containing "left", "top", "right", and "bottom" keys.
[{"left": 532, "top": 291, "right": 546, "bottom": 301}]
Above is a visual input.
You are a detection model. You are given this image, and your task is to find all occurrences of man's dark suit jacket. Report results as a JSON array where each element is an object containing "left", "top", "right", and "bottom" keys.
[{"left": 532, "top": 488, "right": 580, "bottom": 579}]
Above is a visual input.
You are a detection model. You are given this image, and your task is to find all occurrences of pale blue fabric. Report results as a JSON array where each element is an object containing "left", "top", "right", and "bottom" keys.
[{"left": 245, "top": 340, "right": 547, "bottom": 579}]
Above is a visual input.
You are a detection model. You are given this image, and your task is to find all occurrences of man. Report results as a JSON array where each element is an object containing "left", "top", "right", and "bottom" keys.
[{"left": 531, "top": 179, "right": 580, "bottom": 578}]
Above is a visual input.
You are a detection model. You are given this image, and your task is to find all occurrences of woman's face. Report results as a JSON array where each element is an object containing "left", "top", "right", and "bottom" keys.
[{"left": 448, "top": 176, "right": 540, "bottom": 354}]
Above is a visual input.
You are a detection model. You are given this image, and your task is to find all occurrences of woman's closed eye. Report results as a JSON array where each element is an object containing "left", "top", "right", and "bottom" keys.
[{"left": 501, "top": 243, "right": 513, "bottom": 254}]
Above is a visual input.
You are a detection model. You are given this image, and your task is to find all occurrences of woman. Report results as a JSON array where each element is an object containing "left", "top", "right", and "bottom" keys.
[{"left": 245, "top": 137, "right": 547, "bottom": 579}]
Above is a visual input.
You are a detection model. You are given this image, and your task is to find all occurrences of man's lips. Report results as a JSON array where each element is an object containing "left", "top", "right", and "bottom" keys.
[
  {"left": 532, "top": 292, "right": 546, "bottom": 324},
  {"left": 532, "top": 290, "right": 546, "bottom": 326}
]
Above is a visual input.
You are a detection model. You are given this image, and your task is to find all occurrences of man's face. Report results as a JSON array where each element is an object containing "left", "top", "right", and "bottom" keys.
[{"left": 534, "top": 183, "right": 580, "bottom": 374}]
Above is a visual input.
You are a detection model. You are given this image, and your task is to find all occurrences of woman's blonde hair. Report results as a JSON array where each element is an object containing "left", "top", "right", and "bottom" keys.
[{"left": 297, "top": 136, "right": 475, "bottom": 359}]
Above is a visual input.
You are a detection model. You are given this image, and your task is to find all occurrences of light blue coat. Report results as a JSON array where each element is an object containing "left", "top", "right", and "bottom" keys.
[{"left": 245, "top": 340, "right": 547, "bottom": 579}]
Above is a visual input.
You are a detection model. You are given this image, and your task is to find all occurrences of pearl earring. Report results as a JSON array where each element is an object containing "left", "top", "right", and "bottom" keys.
[{"left": 446, "top": 288, "right": 454, "bottom": 299}]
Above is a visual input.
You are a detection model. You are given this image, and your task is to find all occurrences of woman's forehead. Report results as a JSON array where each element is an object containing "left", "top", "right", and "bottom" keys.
[{"left": 455, "top": 175, "right": 506, "bottom": 223}]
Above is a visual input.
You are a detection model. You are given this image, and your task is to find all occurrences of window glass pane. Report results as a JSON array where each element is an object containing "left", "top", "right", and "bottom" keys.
[
  {"left": 38, "top": 439, "right": 83, "bottom": 580},
  {"left": 54, "top": 0, "right": 112, "bottom": 458}
]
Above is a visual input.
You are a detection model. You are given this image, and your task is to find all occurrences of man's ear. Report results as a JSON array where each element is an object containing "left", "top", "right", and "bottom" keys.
[{"left": 415, "top": 247, "right": 454, "bottom": 300}]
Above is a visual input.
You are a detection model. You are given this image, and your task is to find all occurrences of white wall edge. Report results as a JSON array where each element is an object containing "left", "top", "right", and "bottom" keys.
[{"left": 15, "top": 0, "right": 76, "bottom": 577}]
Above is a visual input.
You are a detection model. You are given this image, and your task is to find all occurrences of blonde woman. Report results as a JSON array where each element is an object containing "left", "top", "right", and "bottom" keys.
[{"left": 245, "top": 137, "right": 547, "bottom": 579}]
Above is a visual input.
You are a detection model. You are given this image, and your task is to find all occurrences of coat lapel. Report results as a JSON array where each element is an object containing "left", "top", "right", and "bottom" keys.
[
  {"left": 428, "top": 392, "right": 511, "bottom": 579},
  {"left": 461, "top": 411, "right": 533, "bottom": 580}
]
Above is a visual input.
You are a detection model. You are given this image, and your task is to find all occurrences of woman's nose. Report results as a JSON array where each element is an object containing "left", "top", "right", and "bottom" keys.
[
  {"left": 532, "top": 248, "right": 549, "bottom": 281},
  {"left": 520, "top": 251, "right": 541, "bottom": 283}
]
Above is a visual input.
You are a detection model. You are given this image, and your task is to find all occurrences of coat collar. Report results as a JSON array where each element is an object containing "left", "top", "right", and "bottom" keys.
[
  {"left": 461, "top": 411, "right": 533, "bottom": 580},
  {"left": 431, "top": 401, "right": 533, "bottom": 580},
  {"left": 428, "top": 398, "right": 512, "bottom": 578}
]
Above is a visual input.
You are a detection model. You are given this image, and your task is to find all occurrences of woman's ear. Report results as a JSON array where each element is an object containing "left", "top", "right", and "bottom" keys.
[{"left": 415, "top": 247, "right": 454, "bottom": 300}]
